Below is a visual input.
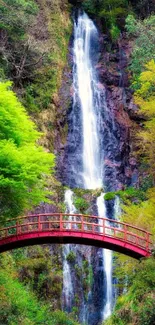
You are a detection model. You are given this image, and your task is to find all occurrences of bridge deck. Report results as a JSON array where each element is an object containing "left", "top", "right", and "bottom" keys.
[{"left": 0, "top": 213, "right": 152, "bottom": 259}]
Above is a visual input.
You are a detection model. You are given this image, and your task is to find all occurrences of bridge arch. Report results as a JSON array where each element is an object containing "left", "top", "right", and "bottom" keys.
[{"left": 0, "top": 213, "right": 152, "bottom": 259}]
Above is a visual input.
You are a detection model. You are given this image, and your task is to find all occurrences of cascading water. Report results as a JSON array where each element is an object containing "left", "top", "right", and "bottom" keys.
[
  {"left": 63, "top": 11, "right": 114, "bottom": 323},
  {"left": 73, "top": 12, "right": 102, "bottom": 189},
  {"left": 63, "top": 189, "right": 87, "bottom": 322},
  {"left": 62, "top": 190, "right": 76, "bottom": 312},
  {"left": 97, "top": 194, "right": 113, "bottom": 320}
]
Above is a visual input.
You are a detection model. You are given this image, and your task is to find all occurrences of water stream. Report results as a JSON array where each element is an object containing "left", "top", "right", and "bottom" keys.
[
  {"left": 63, "top": 11, "right": 114, "bottom": 323},
  {"left": 97, "top": 194, "right": 113, "bottom": 319},
  {"left": 62, "top": 190, "right": 76, "bottom": 312},
  {"left": 73, "top": 12, "right": 103, "bottom": 189}
]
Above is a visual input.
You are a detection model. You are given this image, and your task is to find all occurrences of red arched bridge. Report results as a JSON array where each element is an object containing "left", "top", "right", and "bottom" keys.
[{"left": 0, "top": 213, "right": 152, "bottom": 259}]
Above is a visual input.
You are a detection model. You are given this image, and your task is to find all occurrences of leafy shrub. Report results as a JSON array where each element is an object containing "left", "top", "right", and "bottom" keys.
[
  {"left": 110, "top": 24, "right": 120, "bottom": 42},
  {"left": 66, "top": 251, "right": 76, "bottom": 263},
  {"left": 74, "top": 197, "right": 89, "bottom": 213},
  {"left": 125, "top": 14, "right": 138, "bottom": 35},
  {"left": 104, "top": 192, "right": 116, "bottom": 200}
]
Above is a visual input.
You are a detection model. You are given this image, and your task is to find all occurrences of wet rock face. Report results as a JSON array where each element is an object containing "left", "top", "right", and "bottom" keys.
[
  {"left": 59, "top": 33, "right": 138, "bottom": 191},
  {"left": 62, "top": 99, "right": 84, "bottom": 188},
  {"left": 88, "top": 247, "right": 106, "bottom": 325},
  {"left": 97, "top": 35, "right": 138, "bottom": 191}
]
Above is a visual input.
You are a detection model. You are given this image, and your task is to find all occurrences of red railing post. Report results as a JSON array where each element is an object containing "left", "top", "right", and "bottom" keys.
[
  {"left": 146, "top": 232, "right": 149, "bottom": 252},
  {"left": 60, "top": 214, "right": 63, "bottom": 231},
  {"left": 82, "top": 215, "right": 84, "bottom": 232},
  {"left": 103, "top": 218, "right": 105, "bottom": 236},
  {"left": 135, "top": 235, "right": 139, "bottom": 246},
  {"left": 38, "top": 215, "right": 41, "bottom": 231},
  {"left": 124, "top": 224, "right": 127, "bottom": 241},
  {"left": 16, "top": 221, "right": 20, "bottom": 235},
  {"left": 5, "top": 229, "right": 8, "bottom": 238}
]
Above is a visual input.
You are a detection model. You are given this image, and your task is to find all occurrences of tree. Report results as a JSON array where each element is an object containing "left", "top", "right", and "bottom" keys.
[
  {"left": 133, "top": 60, "right": 155, "bottom": 182},
  {"left": 126, "top": 15, "right": 155, "bottom": 77},
  {"left": 0, "top": 81, "right": 55, "bottom": 219}
]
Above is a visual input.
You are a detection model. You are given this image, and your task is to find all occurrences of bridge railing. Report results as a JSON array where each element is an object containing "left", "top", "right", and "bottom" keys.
[{"left": 0, "top": 214, "right": 152, "bottom": 252}]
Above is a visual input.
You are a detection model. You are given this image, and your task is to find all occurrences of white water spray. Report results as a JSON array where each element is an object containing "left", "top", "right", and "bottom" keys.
[{"left": 97, "top": 194, "right": 113, "bottom": 320}]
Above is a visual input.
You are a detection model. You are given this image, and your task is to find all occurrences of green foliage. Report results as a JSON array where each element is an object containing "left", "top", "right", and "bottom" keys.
[
  {"left": 51, "top": 310, "right": 80, "bottom": 325},
  {"left": 0, "top": 0, "right": 72, "bottom": 113},
  {"left": 126, "top": 15, "right": 155, "bottom": 77},
  {"left": 0, "top": 253, "right": 50, "bottom": 325},
  {"left": 99, "top": 0, "right": 128, "bottom": 24},
  {"left": 133, "top": 60, "right": 155, "bottom": 181},
  {"left": 104, "top": 258, "right": 155, "bottom": 325},
  {"left": 119, "top": 187, "right": 155, "bottom": 240},
  {"left": 0, "top": 251, "right": 80, "bottom": 325},
  {"left": 117, "top": 187, "right": 146, "bottom": 202},
  {"left": 104, "top": 188, "right": 145, "bottom": 202},
  {"left": 23, "top": 7, "right": 72, "bottom": 112},
  {"left": 82, "top": 0, "right": 97, "bottom": 15},
  {"left": 0, "top": 82, "right": 55, "bottom": 219},
  {"left": 125, "top": 14, "right": 137, "bottom": 34},
  {"left": 82, "top": 0, "right": 129, "bottom": 32},
  {"left": 82, "top": 0, "right": 154, "bottom": 35},
  {"left": 0, "top": 0, "right": 40, "bottom": 86},
  {"left": 104, "top": 192, "right": 116, "bottom": 200},
  {"left": 0, "top": 247, "right": 81, "bottom": 324},
  {"left": 0, "top": 0, "right": 38, "bottom": 37},
  {"left": 66, "top": 251, "right": 76, "bottom": 263},
  {"left": 74, "top": 197, "right": 89, "bottom": 213},
  {"left": 75, "top": 264, "right": 82, "bottom": 278},
  {"left": 110, "top": 24, "right": 120, "bottom": 42},
  {"left": 16, "top": 246, "right": 62, "bottom": 304}
]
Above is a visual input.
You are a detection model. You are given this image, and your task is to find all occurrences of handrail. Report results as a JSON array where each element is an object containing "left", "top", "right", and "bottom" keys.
[
  {"left": 0, "top": 213, "right": 151, "bottom": 235},
  {"left": 0, "top": 214, "right": 152, "bottom": 255}
]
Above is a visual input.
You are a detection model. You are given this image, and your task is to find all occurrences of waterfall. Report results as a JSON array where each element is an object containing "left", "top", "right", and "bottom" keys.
[
  {"left": 63, "top": 12, "right": 114, "bottom": 323},
  {"left": 63, "top": 189, "right": 87, "bottom": 322},
  {"left": 97, "top": 194, "right": 113, "bottom": 320},
  {"left": 73, "top": 12, "right": 102, "bottom": 189},
  {"left": 62, "top": 190, "right": 76, "bottom": 312}
]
